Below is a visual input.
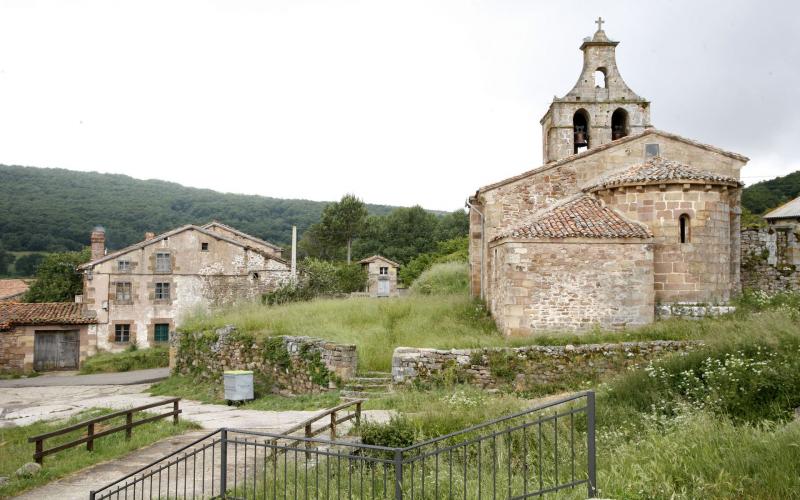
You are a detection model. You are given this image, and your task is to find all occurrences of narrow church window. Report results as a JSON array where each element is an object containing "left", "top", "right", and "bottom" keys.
[
  {"left": 679, "top": 214, "right": 690, "bottom": 243},
  {"left": 573, "top": 109, "right": 590, "bottom": 154},
  {"left": 611, "top": 108, "right": 629, "bottom": 140},
  {"left": 594, "top": 68, "right": 607, "bottom": 88}
]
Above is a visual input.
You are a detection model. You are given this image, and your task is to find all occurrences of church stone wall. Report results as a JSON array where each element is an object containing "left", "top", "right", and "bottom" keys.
[
  {"left": 488, "top": 239, "right": 653, "bottom": 334},
  {"left": 596, "top": 185, "right": 739, "bottom": 304}
]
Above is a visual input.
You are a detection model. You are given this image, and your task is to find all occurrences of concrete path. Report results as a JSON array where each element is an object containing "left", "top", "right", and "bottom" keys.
[{"left": 0, "top": 367, "right": 169, "bottom": 388}]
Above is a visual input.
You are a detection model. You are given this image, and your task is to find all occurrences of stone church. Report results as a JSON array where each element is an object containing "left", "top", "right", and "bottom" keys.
[{"left": 468, "top": 21, "right": 748, "bottom": 335}]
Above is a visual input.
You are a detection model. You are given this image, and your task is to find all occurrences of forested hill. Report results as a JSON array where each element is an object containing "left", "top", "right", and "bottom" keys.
[
  {"left": 0, "top": 165, "right": 399, "bottom": 252},
  {"left": 742, "top": 170, "right": 800, "bottom": 214}
]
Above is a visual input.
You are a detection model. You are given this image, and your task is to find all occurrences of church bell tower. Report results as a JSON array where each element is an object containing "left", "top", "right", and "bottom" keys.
[{"left": 540, "top": 18, "right": 652, "bottom": 162}]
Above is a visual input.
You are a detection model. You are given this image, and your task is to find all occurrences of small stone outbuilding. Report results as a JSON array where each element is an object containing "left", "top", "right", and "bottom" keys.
[
  {"left": 359, "top": 255, "right": 400, "bottom": 297},
  {"left": 0, "top": 302, "right": 97, "bottom": 372}
]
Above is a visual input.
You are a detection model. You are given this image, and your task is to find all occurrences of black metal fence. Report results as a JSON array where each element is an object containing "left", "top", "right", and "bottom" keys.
[{"left": 90, "top": 391, "right": 596, "bottom": 499}]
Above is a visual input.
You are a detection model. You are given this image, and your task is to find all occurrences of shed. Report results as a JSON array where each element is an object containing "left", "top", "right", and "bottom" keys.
[
  {"left": 0, "top": 302, "right": 96, "bottom": 372},
  {"left": 359, "top": 255, "right": 400, "bottom": 298}
]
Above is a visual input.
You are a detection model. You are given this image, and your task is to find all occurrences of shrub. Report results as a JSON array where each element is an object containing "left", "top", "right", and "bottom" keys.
[
  {"left": 359, "top": 415, "right": 416, "bottom": 448},
  {"left": 399, "top": 237, "right": 468, "bottom": 285},
  {"left": 79, "top": 347, "right": 169, "bottom": 374},
  {"left": 410, "top": 262, "right": 469, "bottom": 295},
  {"left": 263, "top": 258, "right": 367, "bottom": 305}
]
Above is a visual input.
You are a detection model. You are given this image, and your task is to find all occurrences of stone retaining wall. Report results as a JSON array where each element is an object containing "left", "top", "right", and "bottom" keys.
[
  {"left": 172, "top": 326, "right": 356, "bottom": 396},
  {"left": 392, "top": 341, "right": 700, "bottom": 390}
]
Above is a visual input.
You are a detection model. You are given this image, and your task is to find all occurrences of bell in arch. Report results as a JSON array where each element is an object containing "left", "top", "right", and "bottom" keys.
[{"left": 574, "top": 125, "right": 588, "bottom": 147}]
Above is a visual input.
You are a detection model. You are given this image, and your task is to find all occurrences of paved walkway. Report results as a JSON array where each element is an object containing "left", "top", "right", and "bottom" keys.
[{"left": 0, "top": 367, "right": 169, "bottom": 388}]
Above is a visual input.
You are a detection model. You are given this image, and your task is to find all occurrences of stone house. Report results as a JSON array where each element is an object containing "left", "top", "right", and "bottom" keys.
[
  {"left": 0, "top": 279, "right": 30, "bottom": 302},
  {"left": 0, "top": 302, "right": 96, "bottom": 372},
  {"left": 468, "top": 22, "right": 748, "bottom": 335},
  {"left": 359, "top": 255, "right": 400, "bottom": 297},
  {"left": 78, "top": 223, "right": 291, "bottom": 351}
]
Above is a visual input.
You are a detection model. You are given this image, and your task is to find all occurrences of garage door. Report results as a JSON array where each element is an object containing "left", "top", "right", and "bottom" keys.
[{"left": 34, "top": 330, "right": 80, "bottom": 371}]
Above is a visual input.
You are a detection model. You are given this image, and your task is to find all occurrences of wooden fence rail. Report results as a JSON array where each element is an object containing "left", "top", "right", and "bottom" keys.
[
  {"left": 273, "top": 398, "right": 364, "bottom": 457},
  {"left": 28, "top": 398, "right": 181, "bottom": 464}
]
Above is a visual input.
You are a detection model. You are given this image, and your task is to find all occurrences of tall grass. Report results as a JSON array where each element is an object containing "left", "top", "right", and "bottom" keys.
[
  {"left": 79, "top": 346, "right": 169, "bottom": 374},
  {"left": 409, "top": 262, "right": 469, "bottom": 295}
]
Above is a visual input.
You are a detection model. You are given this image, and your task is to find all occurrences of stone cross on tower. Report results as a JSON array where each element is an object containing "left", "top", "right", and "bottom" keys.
[{"left": 595, "top": 17, "right": 604, "bottom": 31}]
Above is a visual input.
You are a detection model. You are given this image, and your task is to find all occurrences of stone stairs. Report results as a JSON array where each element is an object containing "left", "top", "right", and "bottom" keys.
[{"left": 341, "top": 372, "right": 393, "bottom": 399}]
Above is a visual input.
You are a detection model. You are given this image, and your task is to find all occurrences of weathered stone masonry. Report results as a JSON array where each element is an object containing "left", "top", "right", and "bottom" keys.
[
  {"left": 392, "top": 341, "right": 700, "bottom": 390},
  {"left": 172, "top": 327, "right": 357, "bottom": 395},
  {"left": 741, "top": 228, "right": 800, "bottom": 293}
]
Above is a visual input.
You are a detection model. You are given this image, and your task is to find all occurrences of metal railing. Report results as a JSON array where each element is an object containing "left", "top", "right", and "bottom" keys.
[
  {"left": 29, "top": 397, "right": 181, "bottom": 464},
  {"left": 90, "top": 391, "right": 596, "bottom": 499}
]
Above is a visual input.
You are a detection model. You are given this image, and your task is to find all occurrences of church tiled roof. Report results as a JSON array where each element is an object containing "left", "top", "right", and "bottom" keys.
[
  {"left": 492, "top": 194, "right": 652, "bottom": 241},
  {"left": 583, "top": 157, "right": 742, "bottom": 192},
  {"left": 0, "top": 302, "right": 95, "bottom": 331}
]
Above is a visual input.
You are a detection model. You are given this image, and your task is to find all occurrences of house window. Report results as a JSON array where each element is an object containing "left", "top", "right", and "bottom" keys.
[
  {"left": 154, "top": 323, "right": 170, "bottom": 343},
  {"left": 379, "top": 266, "right": 389, "bottom": 275},
  {"left": 155, "top": 252, "right": 171, "bottom": 273},
  {"left": 117, "top": 260, "right": 131, "bottom": 273},
  {"left": 115, "top": 282, "right": 132, "bottom": 302},
  {"left": 679, "top": 214, "right": 690, "bottom": 243},
  {"left": 201, "top": 242, "right": 209, "bottom": 251},
  {"left": 645, "top": 143, "right": 660, "bottom": 158},
  {"left": 114, "top": 324, "right": 130, "bottom": 343},
  {"left": 155, "top": 282, "right": 170, "bottom": 300}
]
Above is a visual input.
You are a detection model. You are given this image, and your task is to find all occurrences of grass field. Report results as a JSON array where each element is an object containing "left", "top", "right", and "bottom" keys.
[
  {"left": 0, "top": 408, "right": 197, "bottom": 499},
  {"left": 79, "top": 346, "right": 169, "bottom": 374}
]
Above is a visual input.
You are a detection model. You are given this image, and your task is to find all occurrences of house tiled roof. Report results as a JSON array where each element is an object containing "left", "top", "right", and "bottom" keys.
[
  {"left": 0, "top": 302, "right": 95, "bottom": 331},
  {"left": 79, "top": 224, "right": 288, "bottom": 270},
  {"left": 764, "top": 195, "right": 800, "bottom": 220},
  {"left": 358, "top": 255, "right": 401, "bottom": 267},
  {"left": 0, "top": 279, "right": 30, "bottom": 301},
  {"left": 492, "top": 194, "right": 653, "bottom": 241},
  {"left": 201, "top": 221, "right": 283, "bottom": 251},
  {"left": 583, "top": 157, "right": 742, "bottom": 192}
]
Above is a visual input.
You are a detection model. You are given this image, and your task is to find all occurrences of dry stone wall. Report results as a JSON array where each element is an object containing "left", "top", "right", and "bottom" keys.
[
  {"left": 172, "top": 326, "right": 356, "bottom": 396},
  {"left": 741, "top": 228, "right": 800, "bottom": 293},
  {"left": 392, "top": 341, "right": 699, "bottom": 390}
]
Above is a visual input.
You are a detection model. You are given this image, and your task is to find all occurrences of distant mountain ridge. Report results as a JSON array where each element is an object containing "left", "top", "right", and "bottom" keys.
[
  {"left": 0, "top": 165, "right": 402, "bottom": 252},
  {"left": 742, "top": 170, "right": 800, "bottom": 215}
]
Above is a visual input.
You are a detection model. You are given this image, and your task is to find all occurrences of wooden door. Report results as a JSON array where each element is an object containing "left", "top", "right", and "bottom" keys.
[
  {"left": 377, "top": 279, "right": 390, "bottom": 297},
  {"left": 34, "top": 330, "right": 80, "bottom": 371}
]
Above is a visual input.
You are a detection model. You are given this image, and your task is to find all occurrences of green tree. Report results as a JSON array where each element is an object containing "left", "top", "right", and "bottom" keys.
[
  {"left": 24, "top": 248, "right": 90, "bottom": 302},
  {"left": 0, "top": 247, "right": 14, "bottom": 276},
  {"left": 14, "top": 253, "right": 45, "bottom": 277},
  {"left": 318, "top": 194, "right": 369, "bottom": 263}
]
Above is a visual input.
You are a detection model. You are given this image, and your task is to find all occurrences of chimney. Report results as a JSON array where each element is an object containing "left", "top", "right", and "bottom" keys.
[
  {"left": 144, "top": 231, "right": 156, "bottom": 241},
  {"left": 90, "top": 227, "right": 106, "bottom": 261}
]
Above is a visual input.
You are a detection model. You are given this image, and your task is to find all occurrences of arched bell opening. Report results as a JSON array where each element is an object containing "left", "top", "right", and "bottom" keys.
[
  {"left": 594, "top": 67, "right": 607, "bottom": 88},
  {"left": 611, "top": 108, "right": 629, "bottom": 141},
  {"left": 573, "top": 109, "right": 590, "bottom": 154}
]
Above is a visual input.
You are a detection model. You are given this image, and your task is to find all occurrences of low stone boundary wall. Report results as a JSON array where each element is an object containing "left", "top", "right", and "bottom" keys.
[
  {"left": 392, "top": 341, "right": 700, "bottom": 390},
  {"left": 656, "top": 304, "right": 735, "bottom": 319},
  {"left": 172, "top": 326, "right": 356, "bottom": 395}
]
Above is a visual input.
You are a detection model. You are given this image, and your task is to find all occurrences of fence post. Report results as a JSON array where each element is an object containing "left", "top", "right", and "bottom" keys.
[
  {"left": 34, "top": 439, "right": 43, "bottom": 465},
  {"left": 305, "top": 423, "right": 313, "bottom": 459},
  {"left": 586, "top": 391, "right": 597, "bottom": 498},
  {"left": 220, "top": 429, "right": 228, "bottom": 496},
  {"left": 330, "top": 411, "right": 337, "bottom": 441},
  {"left": 355, "top": 401, "right": 362, "bottom": 427},
  {"left": 173, "top": 400, "right": 179, "bottom": 425},
  {"left": 87, "top": 422, "right": 95, "bottom": 452},
  {"left": 394, "top": 449, "right": 403, "bottom": 500},
  {"left": 126, "top": 411, "right": 133, "bottom": 440}
]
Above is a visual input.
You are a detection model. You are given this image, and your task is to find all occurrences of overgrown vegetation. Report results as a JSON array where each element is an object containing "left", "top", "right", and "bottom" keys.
[
  {"left": 0, "top": 408, "right": 197, "bottom": 499},
  {"left": 410, "top": 261, "right": 470, "bottom": 295},
  {"left": 23, "top": 248, "right": 90, "bottom": 302},
  {"left": 263, "top": 258, "right": 367, "bottom": 305},
  {"left": 79, "top": 346, "right": 169, "bottom": 374},
  {"left": 398, "top": 236, "right": 468, "bottom": 285}
]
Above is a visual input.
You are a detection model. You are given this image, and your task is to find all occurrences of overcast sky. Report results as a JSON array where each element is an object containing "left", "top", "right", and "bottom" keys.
[{"left": 0, "top": 0, "right": 797, "bottom": 211}]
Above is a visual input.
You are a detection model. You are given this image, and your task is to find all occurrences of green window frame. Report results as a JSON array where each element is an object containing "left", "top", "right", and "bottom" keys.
[{"left": 154, "top": 323, "right": 170, "bottom": 343}]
